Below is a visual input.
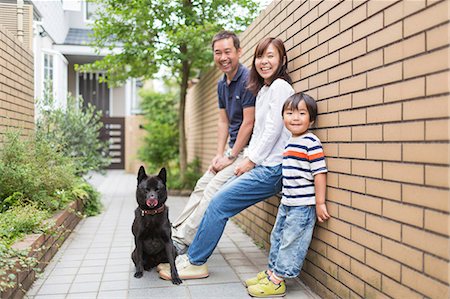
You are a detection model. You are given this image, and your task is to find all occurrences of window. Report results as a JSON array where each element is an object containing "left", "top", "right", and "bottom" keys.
[{"left": 43, "top": 53, "right": 54, "bottom": 100}]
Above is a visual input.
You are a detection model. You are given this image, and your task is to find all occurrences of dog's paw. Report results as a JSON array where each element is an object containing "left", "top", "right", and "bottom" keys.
[
  {"left": 134, "top": 271, "right": 143, "bottom": 278},
  {"left": 171, "top": 277, "right": 183, "bottom": 285}
]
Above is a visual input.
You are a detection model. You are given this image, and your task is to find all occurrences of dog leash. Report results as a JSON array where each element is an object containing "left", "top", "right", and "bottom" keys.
[{"left": 140, "top": 204, "right": 166, "bottom": 216}]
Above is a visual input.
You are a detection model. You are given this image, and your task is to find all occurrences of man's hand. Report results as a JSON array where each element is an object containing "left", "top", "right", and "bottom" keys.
[
  {"left": 234, "top": 157, "right": 255, "bottom": 176},
  {"left": 208, "top": 154, "right": 222, "bottom": 174},
  {"left": 214, "top": 156, "right": 235, "bottom": 172}
]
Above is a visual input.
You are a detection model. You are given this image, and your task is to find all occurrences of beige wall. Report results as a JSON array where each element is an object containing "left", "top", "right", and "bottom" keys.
[
  {"left": 185, "top": 0, "right": 450, "bottom": 298},
  {"left": 125, "top": 115, "right": 147, "bottom": 174},
  {"left": 0, "top": 23, "right": 34, "bottom": 142}
]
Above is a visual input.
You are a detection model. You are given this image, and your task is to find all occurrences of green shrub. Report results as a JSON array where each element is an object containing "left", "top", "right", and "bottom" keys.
[
  {"left": 0, "top": 131, "right": 78, "bottom": 212},
  {"left": 72, "top": 181, "right": 102, "bottom": 216},
  {"left": 36, "top": 94, "right": 110, "bottom": 175},
  {"left": 138, "top": 90, "right": 179, "bottom": 174},
  {"left": 167, "top": 157, "right": 202, "bottom": 190}
]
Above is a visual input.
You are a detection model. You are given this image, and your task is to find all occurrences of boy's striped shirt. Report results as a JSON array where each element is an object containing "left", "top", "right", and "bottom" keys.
[{"left": 281, "top": 132, "right": 327, "bottom": 206}]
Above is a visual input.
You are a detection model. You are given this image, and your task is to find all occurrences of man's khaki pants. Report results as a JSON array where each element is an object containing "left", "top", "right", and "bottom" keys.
[{"left": 171, "top": 153, "right": 244, "bottom": 247}]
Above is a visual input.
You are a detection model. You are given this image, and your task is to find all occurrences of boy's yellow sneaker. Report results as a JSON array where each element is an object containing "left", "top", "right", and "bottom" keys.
[
  {"left": 247, "top": 277, "right": 286, "bottom": 297},
  {"left": 244, "top": 270, "right": 269, "bottom": 287}
]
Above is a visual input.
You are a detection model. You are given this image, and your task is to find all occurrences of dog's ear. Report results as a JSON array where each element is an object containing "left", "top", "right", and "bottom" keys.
[
  {"left": 158, "top": 167, "right": 167, "bottom": 185},
  {"left": 137, "top": 166, "right": 147, "bottom": 184}
]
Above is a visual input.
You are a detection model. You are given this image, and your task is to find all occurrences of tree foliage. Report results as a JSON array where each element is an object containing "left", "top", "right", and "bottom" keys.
[{"left": 79, "top": 0, "right": 260, "bottom": 179}]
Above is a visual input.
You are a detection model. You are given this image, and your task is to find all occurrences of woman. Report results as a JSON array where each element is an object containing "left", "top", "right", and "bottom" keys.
[{"left": 159, "top": 37, "right": 295, "bottom": 280}]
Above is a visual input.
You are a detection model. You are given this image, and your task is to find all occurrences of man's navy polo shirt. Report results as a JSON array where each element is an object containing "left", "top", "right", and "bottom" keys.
[{"left": 217, "top": 64, "right": 256, "bottom": 149}]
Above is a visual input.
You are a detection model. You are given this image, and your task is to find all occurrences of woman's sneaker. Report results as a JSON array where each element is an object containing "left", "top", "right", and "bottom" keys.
[
  {"left": 245, "top": 270, "right": 269, "bottom": 287},
  {"left": 247, "top": 277, "right": 286, "bottom": 297}
]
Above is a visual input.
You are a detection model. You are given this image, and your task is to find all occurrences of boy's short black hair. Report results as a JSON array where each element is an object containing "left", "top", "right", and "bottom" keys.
[
  {"left": 282, "top": 92, "right": 318, "bottom": 123},
  {"left": 211, "top": 30, "right": 240, "bottom": 50}
]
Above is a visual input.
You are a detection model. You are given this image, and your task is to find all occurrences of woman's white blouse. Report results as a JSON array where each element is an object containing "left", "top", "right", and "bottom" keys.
[{"left": 246, "top": 78, "right": 295, "bottom": 167}]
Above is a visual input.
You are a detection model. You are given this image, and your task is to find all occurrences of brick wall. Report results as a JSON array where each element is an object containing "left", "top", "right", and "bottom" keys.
[
  {"left": 0, "top": 23, "right": 35, "bottom": 142},
  {"left": 185, "top": 0, "right": 450, "bottom": 297}
]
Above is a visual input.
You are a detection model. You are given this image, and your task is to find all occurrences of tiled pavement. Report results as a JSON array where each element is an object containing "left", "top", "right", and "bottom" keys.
[{"left": 26, "top": 170, "right": 320, "bottom": 299}]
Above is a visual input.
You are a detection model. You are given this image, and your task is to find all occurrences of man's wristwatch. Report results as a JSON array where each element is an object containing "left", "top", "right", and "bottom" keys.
[{"left": 226, "top": 151, "right": 236, "bottom": 160}]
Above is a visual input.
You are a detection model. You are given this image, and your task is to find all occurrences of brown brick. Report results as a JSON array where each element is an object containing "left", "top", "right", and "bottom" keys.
[
  {"left": 384, "top": 77, "right": 425, "bottom": 103},
  {"left": 329, "top": 61, "right": 352, "bottom": 82},
  {"left": 340, "top": 73, "right": 367, "bottom": 94},
  {"left": 383, "top": 200, "right": 424, "bottom": 227},
  {"left": 352, "top": 124, "right": 383, "bottom": 142},
  {"left": 425, "top": 209, "right": 449, "bottom": 236},
  {"left": 368, "top": 21, "right": 403, "bottom": 52},
  {"left": 403, "top": 96, "right": 449, "bottom": 120},
  {"left": 404, "top": 0, "right": 450, "bottom": 37},
  {"left": 339, "top": 236, "right": 365, "bottom": 262},
  {"left": 338, "top": 268, "right": 365, "bottom": 296},
  {"left": 366, "top": 249, "right": 401, "bottom": 281},
  {"left": 426, "top": 119, "right": 450, "bottom": 141},
  {"left": 318, "top": 51, "right": 339, "bottom": 71},
  {"left": 425, "top": 165, "right": 450, "bottom": 188},
  {"left": 318, "top": 21, "right": 339, "bottom": 45},
  {"left": 310, "top": 42, "right": 329, "bottom": 62},
  {"left": 403, "top": 143, "right": 449, "bottom": 164},
  {"left": 367, "top": 62, "right": 403, "bottom": 88},
  {"left": 351, "top": 259, "right": 382, "bottom": 289},
  {"left": 323, "top": 143, "right": 338, "bottom": 156},
  {"left": 309, "top": 71, "right": 328, "bottom": 89},
  {"left": 402, "top": 266, "right": 449, "bottom": 298},
  {"left": 339, "top": 143, "right": 366, "bottom": 159},
  {"left": 310, "top": 238, "right": 327, "bottom": 256},
  {"left": 355, "top": 13, "right": 384, "bottom": 42},
  {"left": 339, "top": 174, "right": 365, "bottom": 193},
  {"left": 316, "top": 111, "right": 338, "bottom": 128},
  {"left": 302, "top": 34, "right": 319, "bottom": 54},
  {"left": 340, "top": 3, "right": 367, "bottom": 32},
  {"left": 353, "top": 49, "right": 383, "bottom": 74},
  {"left": 351, "top": 225, "right": 382, "bottom": 252},
  {"left": 327, "top": 187, "right": 351, "bottom": 206},
  {"left": 328, "top": 94, "right": 352, "bottom": 112},
  {"left": 328, "top": 127, "right": 351, "bottom": 141},
  {"left": 329, "top": 0, "right": 353, "bottom": 24},
  {"left": 339, "top": 108, "right": 366, "bottom": 126},
  {"left": 404, "top": 48, "right": 449, "bottom": 79},
  {"left": 340, "top": 39, "right": 366, "bottom": 63},
  {"left": 328, "top": 172, "right": 339, "bottom": 188},
  {"left": 367, "top": 103, "right": 402, "bottom": 124},
  {"left": 327, "top": 158, "right": 351, "bottom": 174},
  {"left": 384, "top": 33, "right": 426, "bottom": 64},
  {"left": 302, "top": 61, "right": 318, "bottom": 78},
  {"left": 426, "top": 70, "right": 450, "bottom": 96},
  {"left": 427, "top": 22, "right": 450, "bottom": 50},
  {"left": 327, "top": 246, "right": 351, "bottom": 271},
  {"left": 366, "top": 178, "right": 401, "bottom": 201},
  {"left": 403, "top": 184, "right": 449, "bottom": 212},
  {"left": 329, "top": 29, "right": 352, "bottom": 53},
  {"left": 352, "top": 193, "right": 382, "bottom": 215},
  {"left": 352, "top": 87, "right": 383, "bottom": 108},
  {"left": 339, "top": 205, "right": 365, "bottom": 227},
  {"left": 318, "top": 82, "right": 339, "bottom": 99},
  {"left": 367, "top": 214, "right": 402, "bottom": 241},
  {"left": 424, "top": 254, "right": 450, "bottom": 283},
  {"left": 383, "top": 121, "right": 425, "bottom": 141},
  {"left": 383, "top": 161, "right": 424, "bottom": 184},
  {"left": 384, "top": 0, "right": 426, "bottom": 26},
  {"left": 403, "top": 225, "right": 449, "bottom": 259},
  {"left": 352, "top": 159, "right": 382, "bottom": 179},
  {"left": 382, "top": 276, "right": 423, "bottom": 299},
  {"left": 315, "top": 226, "right": 339, "bottom": 248},
  {"left": 382, "top": 238, "right": 423, "bottom": 271}
]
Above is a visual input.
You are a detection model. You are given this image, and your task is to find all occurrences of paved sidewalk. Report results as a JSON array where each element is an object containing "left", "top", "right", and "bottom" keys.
[{"left": 26, "top": 170, "right": 320, "bottom": 299}]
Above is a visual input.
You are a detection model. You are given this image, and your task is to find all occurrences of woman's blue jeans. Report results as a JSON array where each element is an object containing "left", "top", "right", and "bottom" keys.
[
  {"left": 187, "top": 164, "right": 282, "bottom": 265},
  {"left": 268, "top": 204, "right": 316, "bottom": 278}
]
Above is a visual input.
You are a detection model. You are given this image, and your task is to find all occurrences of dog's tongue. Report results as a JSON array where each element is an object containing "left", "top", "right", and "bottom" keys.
[{"left": 146, "top": 198, "right": 158, "bottom": 208}]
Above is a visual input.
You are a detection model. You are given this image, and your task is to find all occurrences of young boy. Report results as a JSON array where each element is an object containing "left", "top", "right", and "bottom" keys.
[{"left": 246, "top": 92, "right": 330, "bottom": 297}]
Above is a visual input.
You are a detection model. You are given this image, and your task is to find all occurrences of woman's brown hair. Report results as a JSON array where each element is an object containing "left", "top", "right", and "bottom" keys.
[{"left": 247, "top": 37, "right": 292, "bottom": 96}]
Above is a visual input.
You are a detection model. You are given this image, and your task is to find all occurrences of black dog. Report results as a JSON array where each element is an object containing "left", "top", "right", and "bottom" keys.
[{"left": 131, "top": 166, "right": 182, "bottom": 285}]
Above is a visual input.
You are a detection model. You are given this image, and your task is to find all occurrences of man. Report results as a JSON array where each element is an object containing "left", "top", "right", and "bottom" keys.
[{"left": 170, "top": 31, "right": 255, "bottom": 254}]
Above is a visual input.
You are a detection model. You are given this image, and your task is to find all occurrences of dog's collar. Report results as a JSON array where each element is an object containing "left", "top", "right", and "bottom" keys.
[{"left": 140, "top": 204, "right": 165, "bottom": 216}]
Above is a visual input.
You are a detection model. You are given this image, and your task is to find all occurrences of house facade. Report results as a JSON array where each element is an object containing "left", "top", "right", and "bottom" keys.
[{"left": 0, "top": 0, "right": 145, "bottom": 171}]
